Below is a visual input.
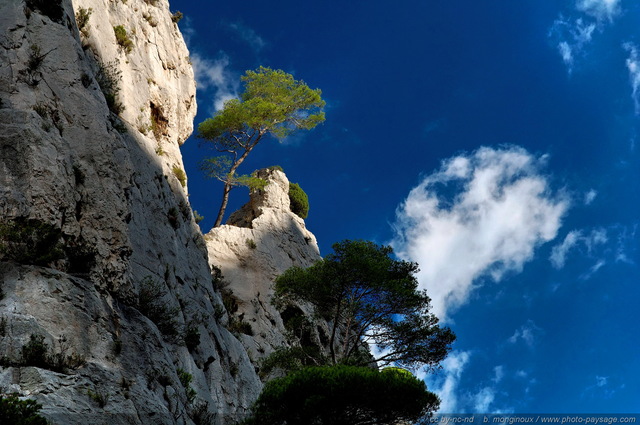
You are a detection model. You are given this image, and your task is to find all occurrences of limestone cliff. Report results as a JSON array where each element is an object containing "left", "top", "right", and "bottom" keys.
[
  {"left": 0, "top": 1, "right": 323, "bottom": 423},
  {"left": 205, "top": 168, "right": 326, "bottom": 368}
]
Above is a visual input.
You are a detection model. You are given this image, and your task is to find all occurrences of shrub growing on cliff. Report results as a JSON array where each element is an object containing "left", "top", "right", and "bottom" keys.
[
  {"left": 288, "top": 182, "right": 309, "bottom": 219},
  {"left": 138, "top": 277, "right": 181, "bottom": 339},
  {"left": 113, "top": 25, "right": 134, "bottom": 54},
  {"left": 10, "top": 334, "right": 86, "bottom": 373},
  {"left": 0, "top": 393, "right": 48, "bottom": 425},
  {"left": 171, "top": 11, "right": 184, "bottom": 24},
  {"left": 96, "top": 60, "right": 124, "bottom": 115},
  {"left": 198, "top": 66, "right": 325, "bottom": 227},
  {"left": 177, "top": 368, "right": 197, "bottom": 403},
  {"left": 75, "top": 7, "right": 93, "bottom": 37},
  {"left": 172, "top": 166, "right": 187, "bottom": 188},
  {"left": 21, "top": 335, "right": 49, "bottom": 369},
  {"left": 87, "top": 388, "right": 109, "bottom": 408},
  {"left": 0, "top": 218, "right": 64, "bottom": 266}
]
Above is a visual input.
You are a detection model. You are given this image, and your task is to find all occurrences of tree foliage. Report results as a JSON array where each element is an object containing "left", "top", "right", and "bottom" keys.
[
  {"left": 274, "top": 240, "right": 455, "bottom": 369},
  {"left": 244, "top": 365, "right": 439, "bottom": 425},
  {"left": 198, "top": 66, "right": 325, "bottom": 227},
  {"left": 0, "top": 393, "right": 48, "bottom": 425}
]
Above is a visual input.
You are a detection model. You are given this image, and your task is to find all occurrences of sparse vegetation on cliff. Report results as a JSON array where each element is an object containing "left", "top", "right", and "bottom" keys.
[
  {"left": 171, "top": 11, "right": 184, "bottom": 24},
  {"left": 95, "top": 60, "right": 124, "bottom": 115},
  {"left": 0, "top": 218, "right": 64, "bottom": 266},
  {"left": 137, "top": 276, "right": 181, "bottom": 339},
  {"left": 113, "top": 25, "right": 134, "bottom": 54},
  {"left": 172, "top": 165, "right": 187, "bottom": 188},
  {"left": 0, "top": 333, "right": 85, "bottom": 373},
  {"left": 75, "top": 7, "right": 93, "bottom": 37}
]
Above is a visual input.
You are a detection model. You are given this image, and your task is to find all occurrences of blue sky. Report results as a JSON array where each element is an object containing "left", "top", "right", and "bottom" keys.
[{"left": 171, "top": 0, "right": 639, "bottom": 414}]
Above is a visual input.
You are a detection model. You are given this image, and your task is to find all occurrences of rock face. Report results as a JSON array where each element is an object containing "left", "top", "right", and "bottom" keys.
[
  {"left": 205, "top": 169, "right": 323, "bottom": 365},
  {"left": 0, "top": 1, "right": 323, "bottom": 423}
]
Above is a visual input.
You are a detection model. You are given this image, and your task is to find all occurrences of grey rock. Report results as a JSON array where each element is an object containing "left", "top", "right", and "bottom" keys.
[{"left": 0, "top": 0, "right": 262, "bottom": 423}]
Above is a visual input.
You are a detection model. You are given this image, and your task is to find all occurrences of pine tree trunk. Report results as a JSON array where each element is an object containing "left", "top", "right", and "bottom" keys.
[{"left": 213, "top": 182, "right": 232, "bottom": 227}]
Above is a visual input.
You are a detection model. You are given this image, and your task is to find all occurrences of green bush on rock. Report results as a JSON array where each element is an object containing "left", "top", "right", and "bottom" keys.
[
  {"left": 288, "top": 182, "right": 309, "bottom": 219},
  {"left": 0, "top": 218, "right": 64, "bottom": 266}
]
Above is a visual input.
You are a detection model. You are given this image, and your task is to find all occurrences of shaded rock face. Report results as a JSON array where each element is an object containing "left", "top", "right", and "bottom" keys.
[
  {"left": 205, "top": 169, "right": 329, "bottom": 368},
  {"left": 0, "top": 0, "right": 288, "bottom": 423}
]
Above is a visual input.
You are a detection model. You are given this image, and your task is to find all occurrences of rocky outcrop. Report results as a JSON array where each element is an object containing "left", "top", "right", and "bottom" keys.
[
  {"left": 205, "top": 169, "right": 323, "bottom": 366},
  {"left": 0, "top": 0, "right": 275, "bottom": 423}
]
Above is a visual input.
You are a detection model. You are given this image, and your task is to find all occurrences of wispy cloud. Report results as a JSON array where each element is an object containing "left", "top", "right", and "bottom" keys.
[
  {"left": 508, "top": 319, "right": 544, "bottom": 348},
  {"left": 191, "top": 52, "right": 239, "bottom": 113},
  {"left": 422, "top": 350, "right": 471, "bottom": 413},
  {"left": 473, "top": 387, "right": 496, "bottom": 412},
  {"left": 614, "top": 224, "right": 637, "bottom": 264},
  {"left": 580, "top": 259, "right": 606, "bottom": 280},
  {"left": 584, "top": 189, "right": 598, "bottom": 205},
  {"left": 549, "top": 228, "right": 607, "bottom": 269},
  {"left": 596, "top": 375, "right": 608, "bottom": 387},
  {"left": 227, "top": 22, "right": 266, "bottom": 52},
  {"left": 178, "top": 15, "right": 200, "bottom": 48},
  {"left": 393, "top": 146, "right": 569, "bottom": 321},
  {"left": 493, "top": 365, "right": 505, "bottom": 383},
  {"left": 550, "top": 224, "right": 636, "bottom": 281},
  {"left": 576, "top": 0, "right": 620, "bottom": 22},
  {"left": 623, "top": 43, "right": 640, "bottom": 114},
  {"left": 549, "top": 17, "right": 596, "bottom": 72},
  {"left": 583, "top": 375, "right": 624, "bottom": 399},
  {"left": 549, "top": 0, "right": 621, "bottom": 73}
]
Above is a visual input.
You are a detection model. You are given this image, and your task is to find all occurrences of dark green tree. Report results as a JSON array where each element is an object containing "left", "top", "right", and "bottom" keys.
[
  {"left": 274, "top": 240, "right": 455, "bottom": 368},
  {"left": 198, "top": 66, "right": 325, "bottom": 227},
  {"left": 0, "top": 393, "right": 49, "bottom": 425},
  {"left": 244, "top": 365, "right": 439, "bottom": 425}
]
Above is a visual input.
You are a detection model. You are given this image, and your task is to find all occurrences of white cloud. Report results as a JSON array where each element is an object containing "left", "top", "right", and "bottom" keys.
[
  {"left": 583, "top": 375, "right": 622, "bottom": 399},
  {"left": 623, "top": 43, "right": 640, "bottom": 115},
  {"left": 508, "top": 319, "right": 543, "bottom": 348},
  {"left": 190, "top": 52, "right": 239, "bottom": 113},
  {"left": 515, "top": 370, "right": 528, "bottom": 379},
  {"left": 580, "top": 259, "right": 606, "bottom": 280},
  {"left": 492, "top": 365, "right": 505, "bottom": 383},
  {"left": 614, "top": 224, "right": 637, "bottom": 264},
  {"left": 228, "top": 22, "right": 266, "bottom": 52},
  {"left": 558, "top": 41, "right": 574, "bottom": 68},
  {"left": 584, "top": 189, "right": 598, "bottom": 205},
  {"left": 549, "top": 228, "right": 608, "bottom": 269},
  {"left": 422, "top": 351, "right": 471, "bottom": 413},
  {"left": 549, "top": 230, "right": 581, "bottom": 269},
  {"left": 473, "top": 387, "right": 496, "bottom": 412},
  {"left": 180, "top": 16, "right": 196, "bottom": 47},
  {"left": 549, "top": 18, "right": 596, "bottom": 72},
  {"left": 393, "top": 146, "right": 569, "bottom": 321},
  {"left": 576, "top": 0, "right": 620, "bottom": 22}
]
